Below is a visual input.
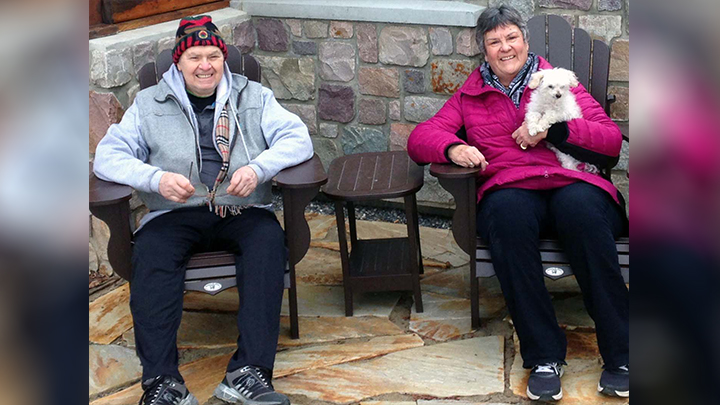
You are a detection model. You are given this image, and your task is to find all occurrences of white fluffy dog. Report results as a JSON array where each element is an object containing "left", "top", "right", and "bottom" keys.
[{"left": 525, "top": 67, "right": 599, "bottom": 174}]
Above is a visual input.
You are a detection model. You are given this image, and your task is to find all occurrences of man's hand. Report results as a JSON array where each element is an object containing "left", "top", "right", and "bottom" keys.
[
  {"left": 512, "top": 123, "right": 548, "bottom": 150},
  {"left": 159, "top": 172, "right": 195, "bottom": 203},
  {"left": 448, "top": 144, "right": 489, "bottom": 171},
  {"left": 227, "top": 166, "right": 258, "bottom": 198}
]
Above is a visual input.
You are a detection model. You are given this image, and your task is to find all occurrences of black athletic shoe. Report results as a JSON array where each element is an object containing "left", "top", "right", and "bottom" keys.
[
  {"left": 526, "top": 362, "right": 564, "bottom": 401},
  {"left": 214, "top": 365, "right": 290, "bottom": 404},
  {"left": 139, "top": 376, "right": 199, "bottom": 405},
  {"left": 598, "top": 364, "right": 629, "bottom": 397}
]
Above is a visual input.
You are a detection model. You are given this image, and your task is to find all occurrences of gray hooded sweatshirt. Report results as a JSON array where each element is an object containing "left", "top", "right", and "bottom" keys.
[{"left": 94, "top": 63, "right": 313, "bottom": 227}]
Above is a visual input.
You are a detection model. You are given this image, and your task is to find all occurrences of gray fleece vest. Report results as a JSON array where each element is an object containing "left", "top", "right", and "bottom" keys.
[{"left": 134, "top": 74, "right": 271, "bottom": 212}]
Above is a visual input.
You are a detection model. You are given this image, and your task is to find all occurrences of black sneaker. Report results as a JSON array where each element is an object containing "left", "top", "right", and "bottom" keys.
[
  {"left": 598, "top": 364, "right": 629, "bottom": 397},
  {"left": 139, "top": 376, "right": 199, "bottom": 405},
  {"left": 214, "top": 365, "right": 290, "bottom": 404},
  {"left": 526, "top": 362, "right": 564, "bottom": 401}
]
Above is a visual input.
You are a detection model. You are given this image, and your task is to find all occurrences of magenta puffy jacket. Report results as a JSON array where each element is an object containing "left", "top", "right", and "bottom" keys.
[{"left": 407, "top": 57, "right": 623, "bottom": 205}]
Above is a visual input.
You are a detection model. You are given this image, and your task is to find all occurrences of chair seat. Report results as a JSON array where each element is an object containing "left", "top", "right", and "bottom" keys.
[
  {"left": 184, "top": 251, "right": 291, "bottom": 289},
  {"left": 475, "top": 237, "right": 629, "bottom": 282},
  {"left": 476, "top": 237, "right": 630, "bottom": 253},
  {"left": 186, "top": 251, "right": 235, "bottom": 269}
]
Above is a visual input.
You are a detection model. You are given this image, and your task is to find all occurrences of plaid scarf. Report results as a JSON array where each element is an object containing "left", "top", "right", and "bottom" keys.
[
  {"left": 481, "top": 52, "right": 539, "bottom": 108},
  {"left": 205, "top": 101, "right": 248, "bottom": 217}
]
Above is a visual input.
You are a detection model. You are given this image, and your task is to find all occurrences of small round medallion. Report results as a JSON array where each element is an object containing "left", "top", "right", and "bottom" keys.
[{"left": 203, "top": 282, "right": 222, "bottom": 292}]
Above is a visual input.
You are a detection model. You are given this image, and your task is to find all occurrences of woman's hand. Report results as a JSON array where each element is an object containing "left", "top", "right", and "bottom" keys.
[
  {"left": 448, "top": 144, "right": 489, "bottom": 171},
  {"left": 512, "top": 123, "right": 548, "bottom": 150}
]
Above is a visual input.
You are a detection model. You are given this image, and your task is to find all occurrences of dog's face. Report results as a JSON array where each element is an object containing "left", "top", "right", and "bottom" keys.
[{"left": 528, "top": 68, "right": 579, "bottom": 100}]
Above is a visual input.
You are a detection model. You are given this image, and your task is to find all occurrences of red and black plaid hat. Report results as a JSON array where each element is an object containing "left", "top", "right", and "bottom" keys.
[{"left": 172, "top": 15, "right": 228, "bottom": 64}]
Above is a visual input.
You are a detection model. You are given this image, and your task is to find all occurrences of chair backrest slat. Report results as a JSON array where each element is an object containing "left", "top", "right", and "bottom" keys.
[
  {"left": 154, "top": 49, "right": 173, "bottom": 86},
  {"left": 226, "top": 45, "right": 243, "bottom": 74},
  {"left": 528, "top": 15, "right": 547, "bottom": 57},
  {"left": 138, "top": 45, "right": 261, "bottom": 91},
  {"left": 547, "top": 15, "right": 572, "bottom": 70},
  {"left": 138, "top": 61, "right": 159, "bottom": 91},
  {"left": 590, "top": 39, "right": 611, "bottom": 114},
  {"left": 240, "top": 53, "right": 261, "bottom": 84},
  {"left": 527, "top": 15, "right": 610, "bottom": 110},
  {"left": 573, "top": 28, "right": 592, "bottom": 90}
]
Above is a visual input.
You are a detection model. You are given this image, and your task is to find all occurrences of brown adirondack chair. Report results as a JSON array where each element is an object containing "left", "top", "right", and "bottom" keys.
[
  {"left": 89, "top": 46, "right": 328, "bottom": 339},
  {"left": 429, "top": 15, "right": 630, "bottom": 329}
]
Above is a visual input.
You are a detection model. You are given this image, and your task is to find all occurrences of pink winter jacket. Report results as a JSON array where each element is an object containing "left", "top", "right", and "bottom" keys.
[{"left": 407, "top": 57, "right": 623, "bottom": 205}]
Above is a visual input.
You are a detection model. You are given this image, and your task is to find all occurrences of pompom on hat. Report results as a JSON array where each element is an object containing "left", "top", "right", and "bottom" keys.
[{"left": 172, "top": 15, "right": 228, "bottom": 64}]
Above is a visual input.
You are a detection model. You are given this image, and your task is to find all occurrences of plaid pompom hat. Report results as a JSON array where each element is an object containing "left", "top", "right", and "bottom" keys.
[{"left": 172, "top": 15, "right": 228, "bottom": 64}]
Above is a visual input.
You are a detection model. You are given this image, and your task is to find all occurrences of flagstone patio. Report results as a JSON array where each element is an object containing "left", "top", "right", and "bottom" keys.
[{"left": 89, "top": 212, "right": 628, "bottom": 405}]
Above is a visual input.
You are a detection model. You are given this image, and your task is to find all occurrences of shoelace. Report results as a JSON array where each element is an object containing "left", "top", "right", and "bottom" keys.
[
  {"left": 234, "top": 366, "right": 274, "bottom": 394},
  {"left": 534, "top": 363, "right": 561, "bottom": 375},
  {"left": 138, "top": 377, "right": 182, "bottom": 405}
]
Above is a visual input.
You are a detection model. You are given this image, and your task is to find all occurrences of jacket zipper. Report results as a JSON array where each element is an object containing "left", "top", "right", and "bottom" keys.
[{"left": 167, "top": 95, "right": 210, "bottom": 197}]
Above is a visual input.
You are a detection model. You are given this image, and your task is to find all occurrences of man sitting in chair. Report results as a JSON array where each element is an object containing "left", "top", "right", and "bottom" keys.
[{"left": 94, "top": 15, "right": 312, "bottom": 405}]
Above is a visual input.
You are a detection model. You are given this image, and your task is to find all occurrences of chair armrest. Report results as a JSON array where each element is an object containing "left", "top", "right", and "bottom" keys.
[
  {"left": 616, "top": 122, "right": 629, "bottom": 143},
  {"left": 90, "top": 174, "right": 133, "bottom": 207},
  {"left": 275, "top": 154, "right": 328, "bottom": 189},
  {"left": 89, "top": 167, "right": 133, "bottom": 280},
  {"left": 429, "top": 162, "right": 478, "bottom": 256},
  {"left": 276, "top": 154, "right": 328, "bottom": 266},
  {"left": 429, "top": 162, "right": 481, "bottom": 179}
]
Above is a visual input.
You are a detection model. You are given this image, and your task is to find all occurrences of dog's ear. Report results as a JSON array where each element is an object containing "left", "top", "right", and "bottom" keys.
[
  {"left": 528, "top": 71, "right": 544, "bottom": 89},
  {"left": 569, "top": 71, "right": 579, "bottom": 87}
]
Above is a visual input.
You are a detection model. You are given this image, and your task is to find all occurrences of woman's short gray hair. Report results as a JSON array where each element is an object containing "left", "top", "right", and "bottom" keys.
[{"left": 475, "top": 4, "right": 529, "bottom": 55}]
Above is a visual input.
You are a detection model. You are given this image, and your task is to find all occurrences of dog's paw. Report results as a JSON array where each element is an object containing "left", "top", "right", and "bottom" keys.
[{"left": 525, "top": 117, "right": 544, "bottom": 136}]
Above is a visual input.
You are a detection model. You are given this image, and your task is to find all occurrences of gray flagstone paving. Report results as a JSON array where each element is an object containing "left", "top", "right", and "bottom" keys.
[
  {"left": 281, "top": 284, "right": 402, "bottom": 318},
  {"left": 89, "top": 344, "right": 141, "bottom": 397},
  {"left": 89, "top": 283, "right": 132, "bottom": 344},
  {"left": 274, "top": 336, "right": 504, "bottom": 403},
  {"left": 90, "top": 212, "right": 618, "bottom": 405}
]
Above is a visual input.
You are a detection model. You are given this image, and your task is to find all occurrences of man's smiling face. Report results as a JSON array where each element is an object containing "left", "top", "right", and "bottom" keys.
[{"left": 177, "top": 46, "right": 224, "bottom": 97}]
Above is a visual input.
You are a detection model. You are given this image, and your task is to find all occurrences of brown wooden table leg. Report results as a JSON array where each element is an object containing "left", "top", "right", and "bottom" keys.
[
  {"left": 347, "top": 201, "right": 358, "bottom": 250},
  {"left": 404, "top": 194, "right": 423, "bottom": 313},
  {"left": 335, "top": 201, "right": 353, "bottom": 316},
  {"left": 409, "top": 194, "right": 424, "bottom": 275}
]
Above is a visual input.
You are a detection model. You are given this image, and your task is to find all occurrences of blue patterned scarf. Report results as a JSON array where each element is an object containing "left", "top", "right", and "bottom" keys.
[{"left": 481, "top": 52, "right": 539, "bottom": 108}]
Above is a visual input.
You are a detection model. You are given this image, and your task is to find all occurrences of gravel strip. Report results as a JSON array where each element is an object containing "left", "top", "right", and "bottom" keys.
[{"left": 271, "top": 190, "right": 451, "bottom": 229}]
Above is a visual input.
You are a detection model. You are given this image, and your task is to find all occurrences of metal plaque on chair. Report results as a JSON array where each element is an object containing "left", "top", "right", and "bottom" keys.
[
  {"left": 545, "top": 267, "right": 565, "bottom": 277},
  {"left": 203, "top": 282, "right": 222, "bottom": 292}
]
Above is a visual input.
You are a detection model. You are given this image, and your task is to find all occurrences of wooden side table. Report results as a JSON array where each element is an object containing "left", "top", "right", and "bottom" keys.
[{"left": 323, "top": 151, "right": 425, "bottom": 316}]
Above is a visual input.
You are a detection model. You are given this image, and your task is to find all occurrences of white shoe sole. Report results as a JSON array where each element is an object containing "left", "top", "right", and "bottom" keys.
[
  {"left": 598, "top": 382, "right": 629, "bottom": 397},
  {"left": 213, "top": 383, "right": 288, "bottom": 405},
  {"left": 527, "top": 367, "right": 564, "bottom": 401},
  {"left": 527, "top": 386, "right": 563, "bottom": 401},
  {"left": 180, "top": 393, "right": 199, "bottom": 405}
]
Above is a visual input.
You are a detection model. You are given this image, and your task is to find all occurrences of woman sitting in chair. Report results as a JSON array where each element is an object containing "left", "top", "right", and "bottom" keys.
[{"left": 407, "top": 5, "right": 628, "bottom": 402}]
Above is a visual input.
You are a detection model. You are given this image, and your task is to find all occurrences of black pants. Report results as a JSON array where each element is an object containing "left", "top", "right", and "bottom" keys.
[
  {"left": 477, "top": 182, "right": 628, "bottom": 369},
  {"left": 130, "top": 207, "right": 286, "bottom": 383}
]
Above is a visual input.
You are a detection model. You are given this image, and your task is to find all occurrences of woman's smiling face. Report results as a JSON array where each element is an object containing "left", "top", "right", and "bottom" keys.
[{"left": 483, "top": 24, "right": 529, "bottom": 87}]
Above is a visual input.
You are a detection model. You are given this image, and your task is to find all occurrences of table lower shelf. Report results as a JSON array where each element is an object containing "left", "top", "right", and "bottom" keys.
[{"left": 347, "top": 238, "right": 417, "bottom": 292}]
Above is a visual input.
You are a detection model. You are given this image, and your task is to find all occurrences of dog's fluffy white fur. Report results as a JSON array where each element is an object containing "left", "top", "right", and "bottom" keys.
[{"left": 525, "top": 67, "right": 598, "bottom": 174}]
